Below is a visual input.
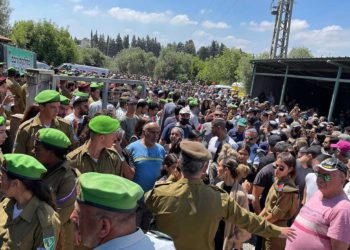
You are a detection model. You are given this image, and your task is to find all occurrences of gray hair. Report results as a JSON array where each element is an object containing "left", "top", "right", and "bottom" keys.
[
  {"left": 171, "top": 126, "right": 184, "bottom": 139},
  {"left": 245, "top": 128, "right": 258, "bottom": 137},
  {"left": 179, "top": 153, "right": 206, "bottom": 176}
]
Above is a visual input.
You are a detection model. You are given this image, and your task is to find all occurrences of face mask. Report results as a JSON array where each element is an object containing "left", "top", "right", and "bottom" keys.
[{"left": 180, "top": 119, "right": 189, "bottom": 125}]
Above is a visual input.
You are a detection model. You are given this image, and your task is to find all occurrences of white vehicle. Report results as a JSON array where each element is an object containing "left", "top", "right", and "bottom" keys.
[
  {"left": 58, "top": 63, "right": 109, "bottom": 76},
  {"left": 37, "top": 61, "right": 51, "bottom": 70}
]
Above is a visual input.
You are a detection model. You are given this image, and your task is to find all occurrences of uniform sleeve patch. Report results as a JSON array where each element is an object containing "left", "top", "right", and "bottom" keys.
[{"left": 43, "top": 236, "right": 55, "bottom": 250}]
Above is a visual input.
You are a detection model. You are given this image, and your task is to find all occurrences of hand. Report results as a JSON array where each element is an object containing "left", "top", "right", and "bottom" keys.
[
  {"left": 278, "top": 227, "right": 296, "bottom": 241},
  {"left": 2, "top": 95, "right": 14, "bottom": 106}
]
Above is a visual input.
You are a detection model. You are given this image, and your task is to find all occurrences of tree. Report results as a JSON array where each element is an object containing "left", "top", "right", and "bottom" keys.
[
  {"left": 0, "top": 0, "right": 12, "bottom": 36},
  {"left": 131, "top": 35, "right": 137, "bottom": 48},
  {"left": 154, "top": 47, "right": 193, "bottom": 81},
  {"left": 122, "top": 35, "right": 129, "bottom": 50},
  {"left": 184, "top": 40, "right": 196, "bottom": 56},
  {"left": 236, "top": 52, "right": 254, "bottom": 93},
  {"left": 288, "top": 47, "right": 313, "bottom": 58},
  {"left": 197, "top": 46, "right": 210, "bottom": 60},
  {"left": 77, "top": 47, "right": 106, "bottom": 67},
  {"left": 256, "top": 51, "right": 270, "bottom": 59},
  {"left": 113, "top": 48, "right": 156, "bottom": 76},
  {"left": 11, "top": 20, "right": 79, "bottom": 65},
  {"left": 115, "top": 33, "right": 123, "bottom": 54}
]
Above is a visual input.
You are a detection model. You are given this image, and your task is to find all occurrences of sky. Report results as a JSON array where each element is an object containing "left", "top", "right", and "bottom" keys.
[{"left": 9, "top": 0, "right": 350, "bottom": 57}]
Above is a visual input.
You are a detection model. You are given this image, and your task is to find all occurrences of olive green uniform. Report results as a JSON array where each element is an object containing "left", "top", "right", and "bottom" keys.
[
  {"left": 42, "top": 161, "right": 77, "bottom": 250},
  {"left": 0, "top": 196, "right": 61, "bottom": 250},
  {"left": 145, "top": 178, "right": 282, "bottom": 250},
  {"left": 13, "top": 114, "right": 75, "bottom": 155},
  {"left": 6, "top": 78, "right": 25, "bottom": 114},
  {"left": 261, "top": 177, "right": 299, "bottom": 250},
  {"left": 67, "top": 142, "right": 122, "bottom": 175}
]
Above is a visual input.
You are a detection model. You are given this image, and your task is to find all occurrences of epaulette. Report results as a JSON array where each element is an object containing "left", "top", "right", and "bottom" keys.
[
  {"left": 154, "top": 180, "right": 173, "bottom": 187},
  {"left": 274, "top": 182, "right": 299, "bottom": 193},
  {"left": 17, "top": 117, "right": 35, "bottom": 130},
  {"left": 56, "top": 116, "right": 71, "bottom": 126},
  {"left": 147, "top": 230, "right": 173, "bottom": 241},
  {"left": 66, "top": 146, "right": 83, "bottom": 159},
  {"left": 209, "top": 184, "right": 227, "bottom": 193}
]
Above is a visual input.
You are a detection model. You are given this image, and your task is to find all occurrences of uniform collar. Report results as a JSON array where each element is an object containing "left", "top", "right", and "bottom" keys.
[
  {"left": 94, "top": 228, "right": 145, "bottom": 250},
  {"left": 19, "top": 196, "right": 40, "bottom": 223},
  {"left": 178, "top": 178, "right": 203, "bottom": 185},
  {"left": 32, "top": 113, "right": 60, "bottom": 127}
]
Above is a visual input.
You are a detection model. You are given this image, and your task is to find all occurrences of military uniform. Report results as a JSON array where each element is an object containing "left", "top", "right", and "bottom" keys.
[
  {"left": 145, "top": 178, "right": 282, "bottom": 250},
  {"left": 13, "top": 114, "right": 74, "bottom": 155},
  {"left": 0, "top": 196, "right": 61, "bottom": 250},
  {"left": 261, "top": 177, "right": 299, "bottom": 250},
  {"left": 6, "top": 78, "right": 25, "bottom": 114},
  {"left": 67, "top": 142, "right": 122, "bottom": 175},
  {"left": 42, "top": 161, "right": 77, "bottom": 250},
  {"left": 0, "top": 153, "right": 61, "bottom": 250}
]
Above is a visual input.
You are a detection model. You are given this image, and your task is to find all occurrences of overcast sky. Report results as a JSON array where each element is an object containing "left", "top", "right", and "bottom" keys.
[{"left": 9, "top": 0, "right": 350, "bottom": 56}]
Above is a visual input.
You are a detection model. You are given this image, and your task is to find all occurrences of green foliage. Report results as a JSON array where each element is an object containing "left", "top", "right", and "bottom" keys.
[
  {"left": 236, "top": 53, "right": 254, "bottom": 93},
  {"left": 10, "top": 20, "right": 78, "bottom": 66},
  {"left": 0, "top": 0, "right": 12, "bottom": 36},
  {"left": 154, "top": 47, "right": 193, "bottom": 81},
  {"left": 112, "top": 48, "right": 157, "bottom": 76},
  {"left": 77, "top": 47, "right": 106, "bottom": 67},
  {"left": 256, "top": 51, "right": 270, "bottom": 59},
  {"left": 288, "top": 47, "right": 313, "bottom": 58}
]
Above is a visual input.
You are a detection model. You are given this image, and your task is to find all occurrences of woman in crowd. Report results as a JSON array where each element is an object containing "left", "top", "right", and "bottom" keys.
[
  {"left": 0, "top": 153, "right": 61, "bottom": 249},
  {"left": 259, "top": 152, "right": 300, "bottom": 250},
  {"left": 168, "top": 126, "right": 184, "bottom": 155},
  {"left": 215, "top": 144, "right": 251, "bottom": 250},
  {"left": 157, "top": 153, "right": 181, "bottom": 183}
]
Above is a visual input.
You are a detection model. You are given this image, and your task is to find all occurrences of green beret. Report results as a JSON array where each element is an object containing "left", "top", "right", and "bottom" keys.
[
  {"left": 90, "top": 82, "right": 103, "bottom": 89},
  {"left": 60, "top": 95, "right": 70, "bottom": 106},
  {"left": 159, "top": 99, "right": 167, "bottom": 104},
  {"left": 34, "top": 90, "right": 60, "bottom": 104},
  {"left": 187, "top": 97, "right": 194, "bottom": 102},
  {"left": 0, "top": 116, "right": 5, "bottom": 126},
  {"left": 189, "top": 100, "right": 198, "bottom": 107},
  {"left": 73, "top": 91, "right": 89, "bottom": 98},
  {"left": 136, "top": 85, "right": 143, "bottom": 92},
  {"left": 89, "top": 115, "right": 120, "bottom": 135},
  {"left": 7, "top": 67, "right": 16, "bottom": 73},
  {"left": 228, "top": 104, "right": 238, "bottom": 109},
  {"left": 180, "top": 140, "right": 211, "bottom": 161},
  {"left": 77, "top": 172, "right": 144, "bottom": 212},
  {"left": 167, "top": 98, "right": 172, "bottom": 103},
  {"left": 2, "top": 154, "right": 47, "bottom": 180},
  {"left": 168, "top": 92, "right": 174, "bottom": 96},
  {"left": 0, "top": 62, "right": 4, "bottom": 66},
  {"left": 37, "top": 128, "right": 71, "bottom": 149}
]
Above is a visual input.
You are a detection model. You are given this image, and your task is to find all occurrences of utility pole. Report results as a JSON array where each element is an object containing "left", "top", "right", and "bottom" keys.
[{"left": 270, "top": 0, "right": 294, "bottom": 58}]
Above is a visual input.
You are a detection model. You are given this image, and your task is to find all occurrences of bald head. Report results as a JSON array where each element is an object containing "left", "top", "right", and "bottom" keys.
[{"left": 142, "top": 122, "right": 160, "bottom": 147}]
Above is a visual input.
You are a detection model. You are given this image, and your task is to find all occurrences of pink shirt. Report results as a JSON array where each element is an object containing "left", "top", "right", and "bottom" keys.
[{"left": 286, "top": 191, "right": 350, "bottom": 250}]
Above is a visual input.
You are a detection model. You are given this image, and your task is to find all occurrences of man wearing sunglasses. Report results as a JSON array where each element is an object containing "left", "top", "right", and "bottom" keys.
[{"left": 286, "top": 158, "right": 350, "bottom": 250}]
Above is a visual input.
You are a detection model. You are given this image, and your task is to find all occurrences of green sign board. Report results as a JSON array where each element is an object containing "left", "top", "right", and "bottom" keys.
[{"left": 5, "top": 45, "right": 35, "bottom": 73}]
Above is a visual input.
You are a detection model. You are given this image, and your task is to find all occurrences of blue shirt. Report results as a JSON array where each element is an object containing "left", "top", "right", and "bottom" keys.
[{"left": 126, "top": 140, "right": 166, "bottom": 192}]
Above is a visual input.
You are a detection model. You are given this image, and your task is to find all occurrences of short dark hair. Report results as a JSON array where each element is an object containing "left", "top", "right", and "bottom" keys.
[
  {"left": 148, "top": 102, "right": 159, "bottom": 111},
  {"left": 137, "top": 100, "right": 148, "bottom": 109}
]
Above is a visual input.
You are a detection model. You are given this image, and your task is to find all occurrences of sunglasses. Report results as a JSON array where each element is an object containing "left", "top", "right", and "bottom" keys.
[
  {"left": 245, "top": 137, "right": 254, "bottom": 141},
  {"left": 315, "top": 172, "right": 331, "bottom": 182},
  {"left": 273, "top": 164, "right": 285, "bottom": 171}
]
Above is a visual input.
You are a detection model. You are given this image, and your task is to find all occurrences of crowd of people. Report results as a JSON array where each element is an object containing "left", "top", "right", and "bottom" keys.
[{"left": 0, "top": 63, "right": 349, "bottom": 250}]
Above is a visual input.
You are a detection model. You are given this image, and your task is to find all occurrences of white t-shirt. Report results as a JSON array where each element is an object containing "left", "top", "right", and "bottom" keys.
[
  {"left": 344, "top": 182, "right": 350, "bottom": 200},
  {"left": 304, "top": 172, "right": 319, "bottom": 203}
]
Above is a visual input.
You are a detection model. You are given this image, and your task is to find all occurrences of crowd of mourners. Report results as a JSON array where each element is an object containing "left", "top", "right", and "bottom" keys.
[{"left": 0, "top": 62, "right": 349, "bottom": 250}]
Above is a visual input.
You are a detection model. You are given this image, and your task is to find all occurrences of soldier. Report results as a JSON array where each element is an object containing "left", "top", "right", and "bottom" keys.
[
  {"left": 70, "top": 172, "right": 175, "bottom": 250},
  {"left": 67, "top": 115, "right": 134, "bottom": 179},
  {"left": 33, "top": 128, "right": 77, "bottom": 250},
  {"left": 6, "top": 67, "right": 25, "bottom": 114},
  {"left": 145, "top": 140, "right": 296, "bottom": 250},
  {"left": 0, "top": 153, "right": 61, "bottom": 249},
  {"left": 13, "top": 89, "right": 75, "bottom": 155},
  {"left": 58, "top": 95, "right": 71, "bottom": 118}
]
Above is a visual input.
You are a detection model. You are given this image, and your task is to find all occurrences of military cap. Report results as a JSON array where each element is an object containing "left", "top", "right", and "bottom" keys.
[
  {"left": 180, "top": 140, "right": 211, "bottom": 161},
  {"left": 77, "top": 172, "right": 144, "bottom": 212},
  {"left": 228, "top": 103, "right": 238, "bottom": 109},
  {"left": 34, "top": 90, "right": 60, "bottom": 104},
  {"left": 237, "top": 118, "right": 247, "bottom": 127},
  {"left": 36, "top": 128, "right": 71, "bottom": 149},
  {"left": 60, "top": 95, "right": 70, "bottom": 106},
  {"left": 168, "top": 91, "right": 174, "bottom": 96},
  {"left": 159, "top": 99, "right": 167, "bottom": 104},
  {"left": 7, "top": 67, "right": 16, "bottom": 73},
  {"left": 90, "top": 82, "right": 103, "bottom": 89},
  {"left": 2, "top": 154, "right": 47, "bottom": 180},
  {"left": 73, "top": 91, "right": 89, "bottom": 98},
  {"left": 89, "top": 115, "right": 120, "bottom": 135},
  {"left": 0, "top": 116, "right": 5, "bottom": 126},
  {"left": 187, "top": 97, "right": 194, "bottom": 102},
  {"left": 71, "top": 95, "right": 88, "bottom": 105},
  {"left": 189, "top": 100, "right": 198, "bottom": 107},
  {"left": 78, "top": 81, "right": 90, "bottom": 88}
]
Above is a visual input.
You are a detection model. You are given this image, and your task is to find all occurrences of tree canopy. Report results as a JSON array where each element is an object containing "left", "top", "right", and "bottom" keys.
[{"left": 0, "top": 0, "right": 12, "bottom": 36}]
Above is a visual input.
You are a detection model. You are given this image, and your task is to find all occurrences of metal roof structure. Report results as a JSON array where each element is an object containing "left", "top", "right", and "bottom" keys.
[{"left": 250, "top": 57, "right": 350, "bottom": 121}]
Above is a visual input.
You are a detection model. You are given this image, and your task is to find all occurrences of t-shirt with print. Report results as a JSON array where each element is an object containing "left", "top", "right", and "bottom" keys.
[{"left": 285, "top": 191, "right": 350, "bottom": 250}]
